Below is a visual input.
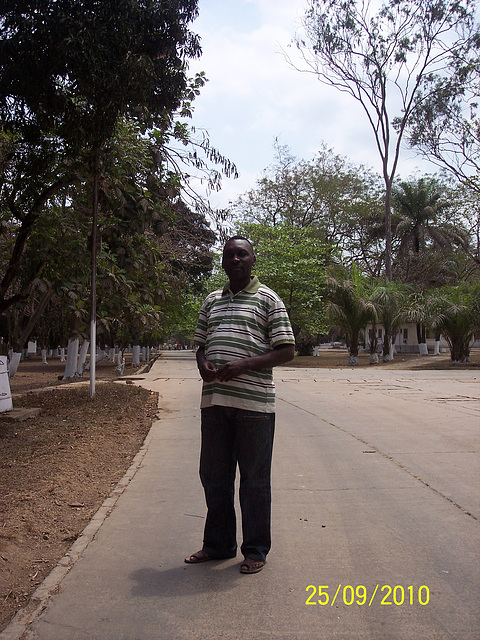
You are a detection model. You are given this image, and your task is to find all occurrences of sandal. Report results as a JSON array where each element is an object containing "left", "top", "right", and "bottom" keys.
[
  {"left": 240, "top": 558, "right": 265, "bottom": 574},
  {"left": 184, "top": 550, "right": 214, "bottom": 564}
]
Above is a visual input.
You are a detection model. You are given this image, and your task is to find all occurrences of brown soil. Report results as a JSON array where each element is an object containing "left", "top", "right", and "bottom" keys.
[
  {"left": 0, "top": 348, "right": 478, "bottom": 632},
  {"left": 0, "top": 356, "right": 158, "bottom": 632}
]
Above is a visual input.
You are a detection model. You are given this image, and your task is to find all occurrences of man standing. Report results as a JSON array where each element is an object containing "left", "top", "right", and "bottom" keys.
[{"left": 185, "top": 236, "right": 295, "bottom": 574}]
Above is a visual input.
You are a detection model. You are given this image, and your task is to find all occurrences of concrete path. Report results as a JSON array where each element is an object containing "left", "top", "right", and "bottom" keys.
[{"left": 2, "top": 352, "right": 479, "bottom": 640}]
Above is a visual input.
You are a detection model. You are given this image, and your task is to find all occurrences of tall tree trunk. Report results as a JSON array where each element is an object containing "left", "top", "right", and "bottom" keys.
[
  {"left": 348, "top": 331, "right": 359, "bottom": 365},
  {"left": 417, "top": 323, "right": 428, "bottom": 355},
  {"left": 89, "top": 154, "right": 100, "bottom": 398},
  {"left": 384, "top": 183, "right": 392, "bottom": 280},
  {"left": 369, "top": 324, "right": 379, "bottom": 364}
]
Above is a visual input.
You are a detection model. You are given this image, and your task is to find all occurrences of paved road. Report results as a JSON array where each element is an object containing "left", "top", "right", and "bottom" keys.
[{"left": 3, "top": 352, "right": 479, "bottom": 640}]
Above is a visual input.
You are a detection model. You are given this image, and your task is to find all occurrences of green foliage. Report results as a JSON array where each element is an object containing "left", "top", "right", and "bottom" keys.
[
  {"left": 237, "top": 222, "right": 330, "bottom": 337},
  {"left": 159, "top": 291, "right": 203, "bottom": 343},
  {"left": 370, "top": 281, "right": 411, "bottom": 358},
  {"left": 391, "top": 176, "right": 472, "bottom": 286},
  {"left": 0, "top": 116, "right": 217, "bottom": 350},
  {"left": 0, "top": 2, "right": 234, "bottom": 350},
  {"left": 425, "top": 284, "right": 480, "bottom": 362},
  {"left": 232, "top": 143, "right": 383, "bottom": 273},
  {"left": 0, "top": 1, "right": 209, "bottom": 321},
  {"left": 0, "top": 0, "right": 201, "bottom": 148},
  {"left": 323, "top": 264, "right": 377, "bottom": 362}
]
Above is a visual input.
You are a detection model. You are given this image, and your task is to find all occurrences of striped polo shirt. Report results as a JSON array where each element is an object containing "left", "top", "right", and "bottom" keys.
[{"left": 194, "top": 276, "right": 295, "bottom": 413}]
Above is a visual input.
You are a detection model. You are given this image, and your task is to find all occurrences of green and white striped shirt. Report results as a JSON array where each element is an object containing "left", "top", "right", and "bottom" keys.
[{"left": 194, "top": 276, "right": 295, "bottom": 413}]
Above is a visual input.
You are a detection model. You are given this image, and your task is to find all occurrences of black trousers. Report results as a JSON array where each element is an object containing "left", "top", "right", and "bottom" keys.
[{"left": 199, "top": 406, "right": 275, "bottom": 562}]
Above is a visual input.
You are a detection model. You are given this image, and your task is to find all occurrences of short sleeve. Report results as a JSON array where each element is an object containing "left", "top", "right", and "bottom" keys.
[{"left": 268, "top": 297, "right": 295, "bottom": 348}]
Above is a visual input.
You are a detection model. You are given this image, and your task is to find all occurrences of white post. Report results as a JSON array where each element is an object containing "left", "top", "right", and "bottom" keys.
[
  {"left": 8, "top": 352, "right": 22, "bottom": 378},
  {"left": 63, "top": 337, "right": 79, "bottom": 379},
  {"left": 0, "top": 356, "right": 13, "bottom": 413},
  {"left": 77, "top": 340, "right": 90, "bottom": 377},
  {"left": 383, "top": 339, "right": 394, "bottom": 361},
  {"left": 90, "top": 322, "right": 96, "bottom": 398},
  {"left": 132, "top": 345, "right": 141, "bottom": 366},
  {"left": 419, "top": 343, "right": 429, "bottom": 356}
]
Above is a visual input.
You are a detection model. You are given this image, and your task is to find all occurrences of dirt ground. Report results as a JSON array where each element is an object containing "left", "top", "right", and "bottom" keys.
[
  {"left": 0, "top": 356, "right": 158, "bottom": 632},
  {"left": 0, "top": 347, "right": 479, "bottom": 632}
]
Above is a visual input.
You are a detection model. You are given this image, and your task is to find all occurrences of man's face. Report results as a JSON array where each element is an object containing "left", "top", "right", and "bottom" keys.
[{"left": 222, "top": 239, "right": 256, "bottom": 286}]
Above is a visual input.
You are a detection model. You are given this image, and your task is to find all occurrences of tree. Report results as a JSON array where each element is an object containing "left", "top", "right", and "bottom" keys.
[
  {"left": 324, "top": 265, "right": 377, "bottom": 365},
  {"left": 371, "top": 281, "right": 409, "bottom": 361},
  {"left": 237, "top": 222, "right": 330, "bottom": 341},
  {"left": 0, "top": 131, "right": 77, "bottom": 315},
  {"left": 0, "top": 0, "right": 201, "bottom": 143},
  {"left": 294, "top": 0, "right": 479, "bottom": 279},
  {"left": 0, "top": 0, "right": 203, "bottom": 394},
  {"left": 426, "top": 284, "right": 480, "bottom": 363},
  {"left": 232, "top": 143, "right": 384, "bottom": 273},
  {"left": 448, "top": 182, "right": 480, "bottom": 277},
  {"left": 0, "top": 119, "right": 219, "bottom": 377},
  {"left": 403, "top": 37, "right": 480, "bottom": 194},
  {"left": 2, "top": 196, "right": 91, "bottom": 355},
  {"left": 392, "top": 176, "right": 471, "bottom": 286}
]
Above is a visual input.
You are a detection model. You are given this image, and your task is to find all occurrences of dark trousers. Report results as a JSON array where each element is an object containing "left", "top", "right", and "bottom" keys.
[{"left": 199, "top": 406, "right": 275, "bottom": 562}]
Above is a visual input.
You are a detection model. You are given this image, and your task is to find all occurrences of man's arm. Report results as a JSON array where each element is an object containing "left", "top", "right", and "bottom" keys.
[{"left": 216, "top": 343, "right": 295, "bottom": 382}]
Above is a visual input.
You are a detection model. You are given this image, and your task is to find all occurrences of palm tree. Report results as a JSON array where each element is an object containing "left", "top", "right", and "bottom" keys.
[
  {"left": 324, "top": 265, "right": 377, "bottom": 366},
  {"left": 371, "top": 281, "right": 410, "bottom": 361},
  {"left": 392, "top": 177, "right": 469, "bottom": 260},
  {"left": 426, "top": 284, "right": 480, "bottom": 363},
  {"left": 392, "top": 176, "right": 470, "bottom": 353}
]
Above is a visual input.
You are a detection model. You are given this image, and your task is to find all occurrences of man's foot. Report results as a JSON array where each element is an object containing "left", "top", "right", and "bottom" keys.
[
  {"left": 240, "top": 558, "right": 265, "bottom": 574},
  {"left": 184, "top": 550, "right": 214, "bottom": 564}
]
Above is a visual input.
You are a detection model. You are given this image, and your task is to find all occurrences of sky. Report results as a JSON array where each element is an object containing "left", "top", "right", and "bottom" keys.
[{"left": 188, "top": 0, "right": 436, "bottom": 210}]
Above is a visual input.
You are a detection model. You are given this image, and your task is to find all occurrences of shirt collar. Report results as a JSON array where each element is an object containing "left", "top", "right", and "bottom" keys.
[{"left": 223, "top": 276, "right": 261, "bottom": 296}]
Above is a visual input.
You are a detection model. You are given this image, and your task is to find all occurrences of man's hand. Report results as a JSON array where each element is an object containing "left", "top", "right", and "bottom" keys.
[
  {"left": 196, "top": 347, "right": 218, "bottom": 382},
  {"left": 217, "top": 344, "right": 295, "bottom": 382},
  {"left": 198, "top": 359, "right": 218, "bottom": 383},
  {"left": 216, "top": 359, "right": 247, "bottom": 382},
  {"left": 197, "top": 343, "right": 295, "bottom": 383}
]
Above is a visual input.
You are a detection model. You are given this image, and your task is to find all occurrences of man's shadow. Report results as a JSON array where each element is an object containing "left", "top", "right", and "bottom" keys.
[{"left": 130, "top": 559, "right": 242, "bottom": 598}]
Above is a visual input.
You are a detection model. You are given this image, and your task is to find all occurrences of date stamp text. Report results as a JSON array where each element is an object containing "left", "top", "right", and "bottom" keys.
[{"left": 305, "top": 584, "right": 430, "bottom": 607}]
